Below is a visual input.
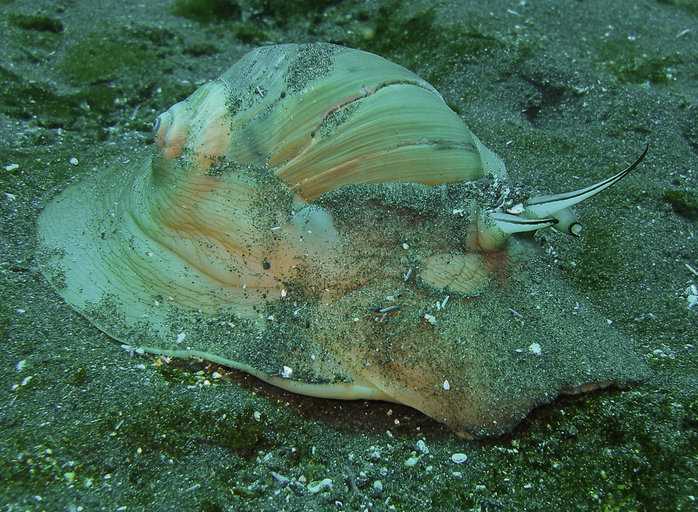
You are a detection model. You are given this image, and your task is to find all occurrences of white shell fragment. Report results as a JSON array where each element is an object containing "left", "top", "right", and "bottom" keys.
[
  {"left": 307, "top": 478, "right": 333, "bottom": 494},
  {"left": 451, "top": 453, "right": 468, "bottom": 464}
]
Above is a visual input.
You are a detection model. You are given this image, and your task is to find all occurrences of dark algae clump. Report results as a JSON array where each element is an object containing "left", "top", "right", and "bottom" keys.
[{"left": 665, "top": 189, "right": 698, "bottom": 221}]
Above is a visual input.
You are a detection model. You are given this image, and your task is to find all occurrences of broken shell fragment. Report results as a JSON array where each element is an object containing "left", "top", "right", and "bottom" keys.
[{"left": 36, "top": 43, "right": 648, "bottom": 437}]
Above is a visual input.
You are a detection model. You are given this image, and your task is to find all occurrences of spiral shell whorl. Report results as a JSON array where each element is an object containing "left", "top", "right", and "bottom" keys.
[
  {"left": 153, "top": 43, "right": 494, "bottom": 201},
  {"left": 154, "top": 79, "right": 233, "bottom": 168}
]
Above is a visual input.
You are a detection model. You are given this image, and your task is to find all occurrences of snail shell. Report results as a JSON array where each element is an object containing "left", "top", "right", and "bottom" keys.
[
  {"left": 100, "top": 42, "right": 509, "bottom": 317},
  {"left": 37, "top": 43, "right": 646, "bottom": 437},
  {"left": 153, "top": 43, "right": 506, "bottom": 199}
]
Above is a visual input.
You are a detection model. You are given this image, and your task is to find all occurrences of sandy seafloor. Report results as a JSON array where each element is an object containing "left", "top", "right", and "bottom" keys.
[{"left": 0, "top": 0, "right": 696, "bottom": 510}]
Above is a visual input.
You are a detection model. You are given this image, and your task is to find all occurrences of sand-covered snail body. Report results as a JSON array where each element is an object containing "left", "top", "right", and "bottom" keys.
[{"left": 37, "top": 43, "right": 647, "bottom": 437}]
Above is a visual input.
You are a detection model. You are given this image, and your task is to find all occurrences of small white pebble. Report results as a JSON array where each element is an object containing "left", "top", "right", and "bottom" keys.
[
  {"left": 451, "top": 453, "right": 468, "bottom": 464},
  {"left": 404, "top": 455, "right": 419, "bottom": 467},
  {"left": 688, "top": 295, "right": 698, "bottom": 309},
  {"left": 686, "top": 285, "right": 697, "bottom": 309},
  {"left": 69, "top": 157, "right": 79, "bottom": 166},
  {"left": 529, "top": 343, "right": 542, "bottom": 355},
  {"left": 307, "top": 478, "right": 332, "bottom": 494},
  {"left": 270, "top": 471, "right": 289, "bottom": 484}
]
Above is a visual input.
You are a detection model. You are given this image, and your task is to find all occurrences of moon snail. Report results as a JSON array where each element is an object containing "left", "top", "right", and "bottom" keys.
[{"left": 36, "top": 43, "right": 649, "bottom": 437}]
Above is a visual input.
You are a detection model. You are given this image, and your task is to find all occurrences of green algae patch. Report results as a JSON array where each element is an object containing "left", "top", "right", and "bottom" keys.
[
  {"left": 8, "top": 13, "right": 64, "bottom": 33},
  {"left": 428, "top": 389, "right": 698, "bottom": 511},
  {"left": 246, "top": 0, "right": 343, "bottom": 27},
  {"left": 0, "top": 67, "right": 83, "bottom": 129},
  {"left": 172, "top": 0, "right": 242, "bottom": 23},
  {"left": 664, "top": 189, "right": 698, "bottom": 221},
  {"left": 611, "top": 54, "right": 680, "bottom": 85},
  {"left": 56, "top": 27, "right": 177, "bottom": 86},
  {"left": 656, "top": 0, "right": 698, "bottom": 16},
  {"left": 118, "top": 401, "right": 270, "bottom": 456},
  {"left": 48, "top": 26, "right": 196, "bottom": 137},
  {"left": 0, "top": 63, "right": 153, "bottom": 141},
  {"left": 7, "top": 446, "right": 93, "bottom": 493},
  {"left": 598, "top": 37, "right": 681, "bottom": 85},
  {"left": 344, "top": 1, "right": 501, "bottom": 86},
  {"left": 0, "top": 67, "right": 130, "bottom": 139}
]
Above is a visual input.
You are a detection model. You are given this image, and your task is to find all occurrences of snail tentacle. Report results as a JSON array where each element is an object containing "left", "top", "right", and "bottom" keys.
[
  {"left": 524, "top": 144, "right": 649, "bottom": 230},
  {"left": 476, "top": 144, "right": 648, "bottom": 251},
  {"left": 477, "top": 210, "right": 558, "bottom": 252}
]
